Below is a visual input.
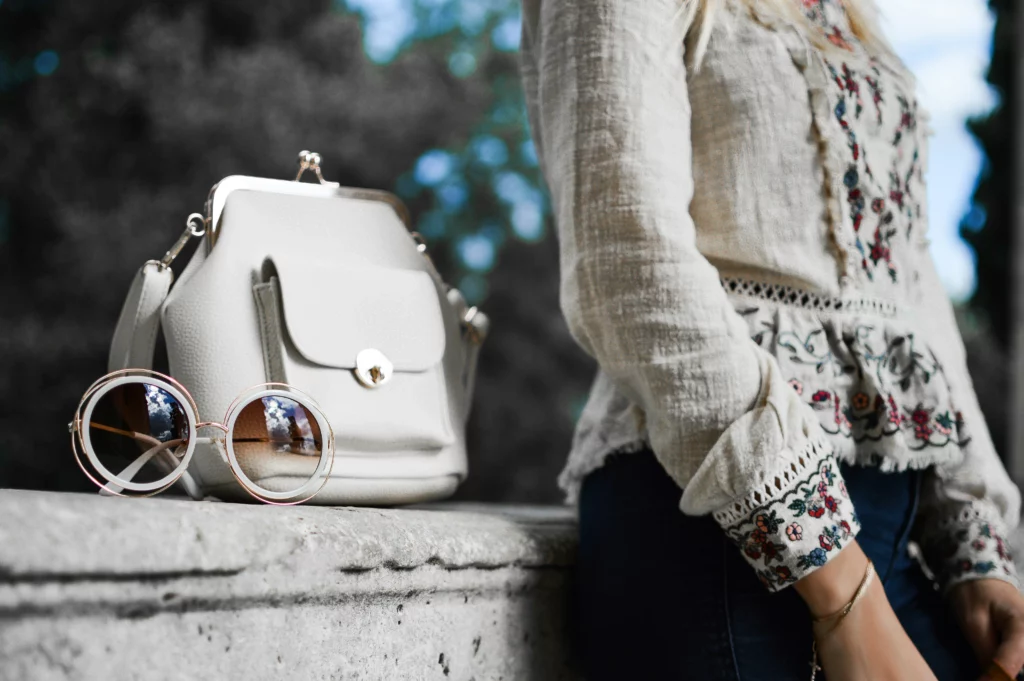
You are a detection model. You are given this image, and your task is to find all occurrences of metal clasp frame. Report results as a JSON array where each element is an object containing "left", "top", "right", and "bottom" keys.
[{"left": 294, "top": 150, "right": 339, "bottom": 187}]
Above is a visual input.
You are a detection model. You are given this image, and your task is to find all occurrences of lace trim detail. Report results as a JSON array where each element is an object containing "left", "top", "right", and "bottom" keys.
[
  {"left": 712, "top": 434, "right": 835, "bottom": 527},
  {"left": 715, "top": 438, "right": 861, "bottom": 591},
  {"left": 721, "top": 276, "right": 898, "bottom": 317},
  {"left": 932, "top": 502, "right": 1006, "bottom": 530}
]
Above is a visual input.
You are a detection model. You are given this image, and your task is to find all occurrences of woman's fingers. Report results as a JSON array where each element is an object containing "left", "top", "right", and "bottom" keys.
[
  {"left": 962, "top": 606, "right": 999, "bottom": 665},
  {"left": 991, "top": 607, "right": 1024, "bottom": 678}
]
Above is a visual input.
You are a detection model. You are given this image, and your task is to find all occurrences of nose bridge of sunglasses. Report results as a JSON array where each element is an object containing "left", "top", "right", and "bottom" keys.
[
  {"left": 195, "top": 422, "right": 230, "bottom": 461},
  {"left": 196, "top": 421, "right": 229, "bottom": 434}
]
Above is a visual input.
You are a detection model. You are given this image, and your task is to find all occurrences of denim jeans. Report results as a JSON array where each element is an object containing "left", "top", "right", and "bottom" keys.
[{"left": 576, "top": 448, "right": 980, "bottom": 680}]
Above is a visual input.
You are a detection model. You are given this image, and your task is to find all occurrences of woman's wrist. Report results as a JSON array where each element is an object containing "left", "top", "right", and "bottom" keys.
[{"left": 794, "top": 539, "right": 871, "bottom": 618}]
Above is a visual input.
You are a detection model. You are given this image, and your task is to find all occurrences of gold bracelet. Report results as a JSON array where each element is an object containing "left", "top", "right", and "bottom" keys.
[
  {"left": 808, "top": 559, "right": 876, "bottom": 681},
  {"left": 813, "top": 559, "right": 876, "bottom": 636}
]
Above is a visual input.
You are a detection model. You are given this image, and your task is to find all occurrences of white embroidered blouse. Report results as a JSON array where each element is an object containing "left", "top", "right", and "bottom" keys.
[{"left": 519, "top": 0, "right": 1021, "bottom": 591}]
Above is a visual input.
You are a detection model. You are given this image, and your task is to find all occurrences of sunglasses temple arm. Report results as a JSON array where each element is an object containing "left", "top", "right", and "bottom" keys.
[
  {"left": 99, "top": 439, "right": 184, "bottom": 497},
  {"left": 87, "top": 421, "right": 162, "bottom": 447},
  {"left": 176, "top": 468, "right": 203, "bottom": 500}
]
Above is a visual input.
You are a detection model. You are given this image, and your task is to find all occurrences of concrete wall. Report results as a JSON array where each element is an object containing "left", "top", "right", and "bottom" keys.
[
  {"left": 3, "top": 490, "right": 1024, "bottom": 681},
  {"left": 0, "top": 491, "right": 580, "bottom": 681}
]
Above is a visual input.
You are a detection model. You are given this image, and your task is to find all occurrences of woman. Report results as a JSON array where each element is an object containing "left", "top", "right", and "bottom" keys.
[{"left": 519, "top": 0, "right": 1024, "bottom": 678}]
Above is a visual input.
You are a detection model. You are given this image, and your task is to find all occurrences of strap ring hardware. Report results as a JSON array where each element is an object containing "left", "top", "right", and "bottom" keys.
[
  {"left": 157, "top": 213, "right": 207, "bottom": 270},
  {"left": 461, "top": 306, "right": 488, "bottom": 346}
]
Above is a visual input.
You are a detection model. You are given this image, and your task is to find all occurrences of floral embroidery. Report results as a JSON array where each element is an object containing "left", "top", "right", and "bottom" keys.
[
  {"left": 954, "top": 560, "right": 997, "bottom": 576},
  {"left": 802, "top": 391, "right": 962, "bottom": 448},
  {"left": 889, "top": 96, "right": 923, "bottom": 239},
  {"left": 996, "top": 536, "right": 1010, "bottom": 562},
  {"left": 805, "top": 387, "right": 968, "bottom": 449},
  {"left": 751, "top": 318, "right": 973, "bottom": 449},
  {"left": 800, "top": 0, "right": 925, "bottom": 284},
  {"left": 831, "top": 70, "right": 899, "bottom": 283},
  {"left": 916, "top": 511, "right": 1019, "bottom": 589},
  {"left": 739, "top": 509, "right": 788, "bottom": 567},
  {"left": 826, "top": 27, "right": 853, "bottom": 52},
  {"left": 801, "top": 0, "right": 853, "bottom": 52},
  {"left": 832, "top": 63, "right": 863, "bottom": 120},
  {"left": 721, "top": 453, "right": 860, "bottom": 591},
  {"left": 865, "top": 69, "right": 883, "bottom": 124},
  {"left": 892, "top": 95, "right": 917, "bottom": 146}
]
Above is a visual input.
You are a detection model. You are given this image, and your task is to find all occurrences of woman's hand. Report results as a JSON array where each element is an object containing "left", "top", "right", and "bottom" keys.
[
  {"left": 795, "top": 540, "right": 937, "bottom": 680},
  {"left": 949, "top": 578, "right": 1024, "bottom": 680}
]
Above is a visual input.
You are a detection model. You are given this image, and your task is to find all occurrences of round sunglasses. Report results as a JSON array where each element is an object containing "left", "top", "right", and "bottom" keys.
[{"left": 69, "top": 369, "right": 335, "bottom": 505}]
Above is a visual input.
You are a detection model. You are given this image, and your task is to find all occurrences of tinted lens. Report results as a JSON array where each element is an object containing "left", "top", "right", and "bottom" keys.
[
  {"left": 230, "top": 395, "right": 326, "bottom": 498},
  {"left": 83, "top": 381, "right": 191, "bottom": 491}
]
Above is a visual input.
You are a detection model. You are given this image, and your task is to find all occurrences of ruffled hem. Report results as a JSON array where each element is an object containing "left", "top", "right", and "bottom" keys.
[
  {"left": 556, "top": 436, "right": 648, "bottom": 506},
  {"left": 557, "top": 275, "right": 976, "bottom": 505},
  {"left": 725, "top": 282, "right": 972, "bottom": 476}
]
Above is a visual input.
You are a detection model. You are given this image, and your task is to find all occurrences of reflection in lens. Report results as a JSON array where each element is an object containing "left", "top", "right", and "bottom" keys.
[
  {"left": 84, "top": 381, "right": 191, "bottom": 490},
  {"left": 231, "top": 395, "right": 325, "bottom": 496}
]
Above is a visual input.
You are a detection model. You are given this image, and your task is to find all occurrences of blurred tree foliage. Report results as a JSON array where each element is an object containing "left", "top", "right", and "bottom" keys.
[
  {"left": 961, "top": 0, "right": 1013, "bottom": 349},
  {"left": 958, "top": 0, "right": 1014, "bottom": 459},
  {"left": 0, "top": 0, "right": 594, "bottom": 500}
]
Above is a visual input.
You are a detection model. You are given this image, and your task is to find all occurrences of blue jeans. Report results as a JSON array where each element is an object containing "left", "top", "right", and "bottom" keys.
[{"left": 576, "top": 449, "right": 980, "bottom": 680}]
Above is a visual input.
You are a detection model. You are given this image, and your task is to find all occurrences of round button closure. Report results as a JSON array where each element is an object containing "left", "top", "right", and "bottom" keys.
[{"left": 354, "top": 348, "right": 393, "bottom": 388}]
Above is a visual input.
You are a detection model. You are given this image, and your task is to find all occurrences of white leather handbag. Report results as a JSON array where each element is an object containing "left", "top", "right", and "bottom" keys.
[{"left": 107, "top": 151, "right": 489, "bottom": 505}]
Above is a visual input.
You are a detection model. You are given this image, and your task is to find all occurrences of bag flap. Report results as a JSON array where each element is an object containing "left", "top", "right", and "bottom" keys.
[{"left": 272, "top": 257, "right": 447, "bottom": 372}]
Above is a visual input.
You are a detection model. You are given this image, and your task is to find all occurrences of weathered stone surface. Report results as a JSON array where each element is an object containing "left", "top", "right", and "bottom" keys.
[
  {"left": 0, "top": 491, "right": 580, "bottom": 681},
  {"left": 4, "top": 490, "right": 1023, "bottom": 681}
]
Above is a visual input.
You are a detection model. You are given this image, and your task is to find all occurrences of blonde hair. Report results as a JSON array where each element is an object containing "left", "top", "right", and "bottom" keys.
[{"left": 679, "top": 0, "right": 891, "bottom": 69}]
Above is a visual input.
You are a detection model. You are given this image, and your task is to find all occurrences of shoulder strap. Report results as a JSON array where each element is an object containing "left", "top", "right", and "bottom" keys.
[
  {"left": 104, "top": 260, "right": 203, "bottom": 499},
  {"left": 108, "top": 261, "right": 174, "bottom": 373}
]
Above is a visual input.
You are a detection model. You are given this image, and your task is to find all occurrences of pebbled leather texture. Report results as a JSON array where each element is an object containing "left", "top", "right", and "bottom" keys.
[
  {"left": 124, "top": 181, "right": 483, "bottom": 505},
  {"left": 256, "top": 262, "right": 455, "bottom": 452},
  {"left": 271, "top": 258, "right": 447, "bottom": 372}
]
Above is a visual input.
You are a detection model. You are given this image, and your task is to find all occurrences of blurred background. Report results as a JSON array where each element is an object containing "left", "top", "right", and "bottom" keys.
[{"left": 0, "top": 0, "right": 1017, "bottom": 502}]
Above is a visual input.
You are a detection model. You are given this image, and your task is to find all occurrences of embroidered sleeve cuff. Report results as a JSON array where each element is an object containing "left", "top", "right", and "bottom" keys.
[
  {"left": 714, "top": 439, "right": 861, "bottom": 592},
  {"left": 916, "top": 504, "right": 1019, "bottom": 594}
]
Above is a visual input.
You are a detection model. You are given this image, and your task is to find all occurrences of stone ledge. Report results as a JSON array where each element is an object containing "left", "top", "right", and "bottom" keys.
[
  {"left": 0, "top": 490, "right": 580, "bottom": 681},
  {"left": 3, "top": 490, "right": 1023, "bottom": 681},
  {"left": 0, "top": 491, "right": 577, "bottom": 579}
]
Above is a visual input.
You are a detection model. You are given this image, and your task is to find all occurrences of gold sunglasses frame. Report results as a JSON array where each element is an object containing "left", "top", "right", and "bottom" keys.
[{"left": 70, "top": 369, "right": 336, "bottom": 505}]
